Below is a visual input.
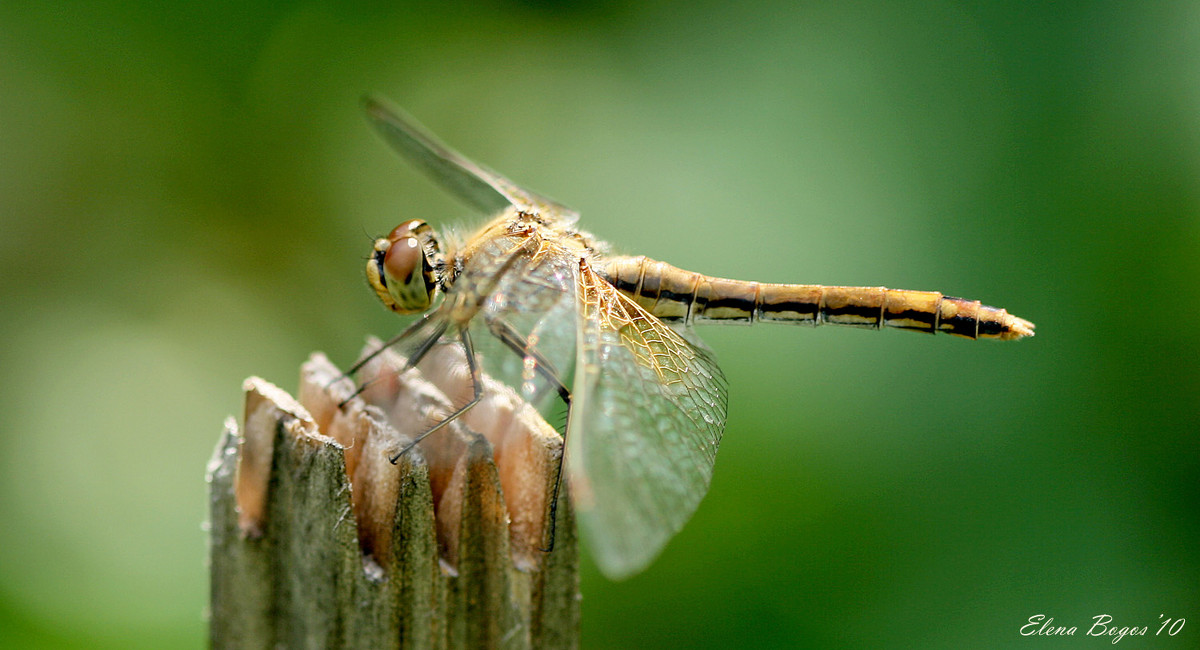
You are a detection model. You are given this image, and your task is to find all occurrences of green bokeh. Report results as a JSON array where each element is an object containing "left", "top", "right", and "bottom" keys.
[{"left": 2, "top": 1, "right": 1197, "bottom": 647}]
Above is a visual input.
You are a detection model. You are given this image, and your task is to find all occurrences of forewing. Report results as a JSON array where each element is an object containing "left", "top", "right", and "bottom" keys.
[
  {"left": 363, "top": 96, "right": 579, "bottom": 223},
  {"left": 567, "top": 266, "right": 728, "bottom": 580}
]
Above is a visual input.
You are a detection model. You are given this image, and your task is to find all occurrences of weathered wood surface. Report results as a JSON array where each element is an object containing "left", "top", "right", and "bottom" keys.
[{"left": 208, "top": 350, "right": 579, "bottom": 649}]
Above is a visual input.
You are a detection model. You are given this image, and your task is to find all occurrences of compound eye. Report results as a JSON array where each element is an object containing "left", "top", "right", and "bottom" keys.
[
  {"left": 382, "top": 236, "right": 423, "bottom": 289},
  {"left": 367, "top": 219, "right": 438, "bottom": 314},
  {"left": 388, "top": 219, "right": 425, "bottom": 242}
]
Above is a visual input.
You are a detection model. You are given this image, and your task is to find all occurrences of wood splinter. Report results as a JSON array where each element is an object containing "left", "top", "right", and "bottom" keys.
[{"left": 207, "top": 344, "right": 580, "bottom": 649}]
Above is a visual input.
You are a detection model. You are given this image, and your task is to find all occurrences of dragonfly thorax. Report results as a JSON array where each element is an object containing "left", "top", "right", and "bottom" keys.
[{"left": 367, "top": 219, "right": 447, "bottom": 314}]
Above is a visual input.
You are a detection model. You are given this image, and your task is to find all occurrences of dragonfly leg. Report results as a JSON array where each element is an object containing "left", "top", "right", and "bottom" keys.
[
  {"left": 486, "top": 317, "right": 573, "bottom": 553},
  {"left": 487, "top": 318, "right": 572, "bottom": 406},
  {"left": 388, "top": 327, "right": 482, "bottom": 464},
  {"left": 538, "top": 436, "right": 568, "bottom": 553},
  {"left": 340, "top": 313, "right": 434, "bottom": 379},
  {"left": 338, "top": 316, "right": 450, "bottom": 407}
]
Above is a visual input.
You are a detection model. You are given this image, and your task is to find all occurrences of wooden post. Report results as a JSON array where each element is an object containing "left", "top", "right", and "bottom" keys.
[{"left": 208, "top": 350, "right": 580, "bottom": 649}]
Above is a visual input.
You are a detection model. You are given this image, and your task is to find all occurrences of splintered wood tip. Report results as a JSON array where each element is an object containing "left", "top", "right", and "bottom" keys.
[{"left": 209, "top": 346, "right": 579, "bottom": 648}]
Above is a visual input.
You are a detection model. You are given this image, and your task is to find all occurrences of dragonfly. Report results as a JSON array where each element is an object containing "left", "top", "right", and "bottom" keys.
[{"left": 356, "top": 96, "right": 1034, "bottom": 580}]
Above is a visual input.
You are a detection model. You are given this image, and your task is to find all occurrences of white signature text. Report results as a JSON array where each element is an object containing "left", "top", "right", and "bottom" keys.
[{"left": 1020, "top": 614, "right": 1186, "bottom": 644}]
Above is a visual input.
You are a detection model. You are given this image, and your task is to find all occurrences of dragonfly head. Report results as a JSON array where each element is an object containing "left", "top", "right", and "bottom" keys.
[{"left": 367, "top": 219, "right": 445, "bottom": 314}]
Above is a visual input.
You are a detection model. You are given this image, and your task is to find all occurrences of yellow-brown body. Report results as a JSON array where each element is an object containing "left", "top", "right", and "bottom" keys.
[{"left": 602, "top": 256, "right": 1034, "bottom": 340}]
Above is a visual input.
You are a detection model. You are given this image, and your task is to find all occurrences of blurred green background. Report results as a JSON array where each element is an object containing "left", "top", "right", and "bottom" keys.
[{"left": 2, "top": 1, "right": 1197, "bottom": 647}]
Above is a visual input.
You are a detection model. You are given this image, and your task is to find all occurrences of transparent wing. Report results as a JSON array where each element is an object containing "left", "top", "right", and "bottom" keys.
[
  {"left": 451, "top": 232, "right": 582, "bottom": 420},
  {"left": 567, "top": 266, "right": 728, "bottom": 580},
  {"left": 363, "top": 96, "right": 579, "bottom": 224},
  {"left": 368, "top": 234, "right": 727, "bottom": 579}
]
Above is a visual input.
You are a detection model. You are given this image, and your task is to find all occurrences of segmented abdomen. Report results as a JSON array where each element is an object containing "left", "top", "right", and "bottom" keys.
[{"left": 600, "top": 256, "right": 1034, "bottom": 341}]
